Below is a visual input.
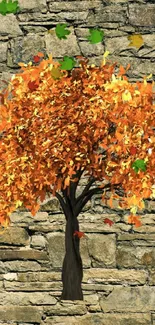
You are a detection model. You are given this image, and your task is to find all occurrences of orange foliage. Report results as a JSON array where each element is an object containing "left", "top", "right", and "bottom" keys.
[{"left": 0, "top": 52, "right": 154, "bottom": 228}]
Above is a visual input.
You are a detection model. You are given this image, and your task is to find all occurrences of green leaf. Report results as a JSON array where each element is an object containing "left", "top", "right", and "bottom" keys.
[
  {"left": 0, "top": 0, "right": 7, "bottom": 15},
  {"left": 58, "top": 56, "right": 76, "bottom": 71},
  {"left": 87, "top": 28, "right": 104, "bottom": 44},
  {"left": 0, "top": 0, "right": 20, "bottom": 15},
  {"left": 6, "top": 0, "right": 20, "bottom": 13},
  {"left": 131, "top": 159, "right": 147, "bottom": 174},
  {"left": 55, "top": 23, "right": 71, "bottom": 40}
]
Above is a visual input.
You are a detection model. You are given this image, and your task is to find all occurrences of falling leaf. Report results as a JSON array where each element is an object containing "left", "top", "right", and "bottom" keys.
[
  {"left": 122, "top": 90, "right": 132, "bottom": 102},
  {"left": 130, "top": 146, "right": 137, "bottom": 155},
  {"left": 33, "top": 55, "right": 41, "bottom": 63},
  {"left": 104, "top": 218, "right": 114, "bottom": 226},
  {"left": 73, "top": 231, "right": 85, "bottom": 238},
  {"left": 0, "top": 0, "right": 20, "bottom": 16},
  {"left": 131, "top": 159, "right": 147, "bottom": 174},
  {"left": 28, "top": 80, "right": 39, "bottom": 92},
  {"left": 50, "top": 66, "right": 64, "bottom": 80},
  {"left": 58, "top": 56, "right": 76, "bottom": 71},
  {"left": 128, "top": 215, "right": 142, "bottom": 227},
  {"left": 128, "top": 34, "right": 144, "bottom": 49},
  {"left": 55, "top": 23, "right": 71, "bottom": 40},
  {"left": 87, "top": 28, "right": 104, "bottom": 44},
  {"left": 101, "top": 50, "right": 110, "bottom": 66}
]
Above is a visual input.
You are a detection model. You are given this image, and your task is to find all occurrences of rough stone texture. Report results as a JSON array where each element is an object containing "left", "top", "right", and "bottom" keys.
[
  {"left": 0, "top": 306, "right": 42, "bottom": 322},
  {"left": 43, "top": 313, "right": 151, "bottom": 325},
  {"left": 0, "top": 0, "right": 155, "bottom": 324},
  {"left": 100, "top": 286, "right": 155, "bottom": 312}
]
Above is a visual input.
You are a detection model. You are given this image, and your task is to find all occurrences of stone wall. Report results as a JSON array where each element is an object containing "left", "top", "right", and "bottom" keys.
[{"left": 0, "top": 0, "right": 155, "bottom": 324}]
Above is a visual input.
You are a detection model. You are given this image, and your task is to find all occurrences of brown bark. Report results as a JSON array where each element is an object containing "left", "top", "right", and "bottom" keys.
[{"left": 61, "top": 212, "right": 83, "bottom": 300}]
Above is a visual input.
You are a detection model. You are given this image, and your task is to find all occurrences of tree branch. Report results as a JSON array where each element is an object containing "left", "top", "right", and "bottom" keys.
[
  {"left": 74, "top": 182, "right": 123, "bottom": 217},
  {"left": 75, "top": 175, "right": 97, "bottom": 205},
  {"left": 69, "top": 167, "right": 85, "bottom": 205}
]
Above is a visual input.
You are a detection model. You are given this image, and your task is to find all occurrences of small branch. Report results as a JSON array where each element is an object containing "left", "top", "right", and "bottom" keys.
[
  {"left": 74, "top": 182, "right": 122, "bottom": 217},
  {"left": 75, "top": 175, "right": 97, "bottom": 205},
  {"left": 69, "top": 167, "right": 85, "bottom": 205}
]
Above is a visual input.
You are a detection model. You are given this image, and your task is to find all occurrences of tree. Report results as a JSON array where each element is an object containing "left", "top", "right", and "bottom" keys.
[{"left": 0, "top": 50, "right": 154, "bottom": 300}]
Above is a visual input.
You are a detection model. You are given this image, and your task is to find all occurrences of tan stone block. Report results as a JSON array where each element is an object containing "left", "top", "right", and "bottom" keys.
[
  {"left": 87, "top": 234, "right": 116, "bottom": 267},
  {"left": 47, "top": 232, "right": 65, "bottom": 267},
  {"left": 0, "top": 291, "right": 56, "bottom": 305},
  {"left": 17, "top": 271, "right": 61, "bottom": 282},
  {"left": 0, "top": 306, "right": 42, "bottom": 322},
  {"left": 44, "top": 301, "right": 87, "bottom": 316},
  {"left": 83, "top": 268, "right": 148, "bottom": 285},
  {"left": 0, "top": 227, "right": 29, "bottom": 245},
  {"left": 129, "top": 4, "right": 155, "bottom": 27},
  {"left": 0, "top": 249, "right": 48, "bottom": 261},
  {"left": 149, "top": 269, "right": 155, "bottom": 285},
  {"left": 31, "top": 235, "right": 47, "bottom": 248},
  {"left": 4, "top": 261, "right": 42, "bottom": 272},
  {"left": 41, "top": 313, "right": 151, "bottom": 325},
  {"left": 117, "top": 245, "right": 155, "bottom": 268},
  {"left": 0, "top": 15, "right": 23, "bottom": 37},
  {"left": 4, "top": 280, "right": 62, "bottom": 291},
  {"left": 100, "top": 286, "right": 155, "bottom": 312}
]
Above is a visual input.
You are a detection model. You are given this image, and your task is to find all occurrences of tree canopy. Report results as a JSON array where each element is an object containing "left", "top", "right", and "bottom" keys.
[{"left": 0, "top": 52, "right": 154, "bottom": 229}]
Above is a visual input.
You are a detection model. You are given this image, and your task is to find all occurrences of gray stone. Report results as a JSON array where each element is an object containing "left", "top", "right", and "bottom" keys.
[
  {"left": 118, "top": 233, "right": 155, "bottom": 246},
  {"left": 87, "top": 234, "right": 116, "bottom": 267},
  {"left": 87, "top": 5, "right": 127, "bottom": 24},
  {"left": 48, "top": 1, "right": 101, "bottom": 12},
  {"left": 4, "top": 261, "right": 42, "bottom": 272},
  {"left": 0, "top": 42, "right": 8, "bottom": 63},
  {"left": 83, "top": 268, "right": 148, "bottom": 285},
  {"left": 44, "top": 301, "right": 87, "bottom": 316},
  {"left": 7, "top": 34, "right": 45, "bottom": 67},
  {"left": 0, "top": 249, "right": 48, "bottom": 261},
  {"left": 100, "top": 286, "right": 155, "bottom": 312},
  {"left": 117, "top": 245, "right": 155, "bottom": 268},
  {"left": 31, "top": 235, "right": 47, "bottom": 248},
  {"left": 16, "top": 271, "right": 61, "bottom": 282},
  {"left": 0, "top": 291, "right": 56, "bottom": 305},
  {"left": 0, "top": 227, "right": 29, "bottom": 246},
  {"left": 47, "top": 232, "right": 65, "bottom": 267},
  {"left": 45, "top": 26, "right": 81, "bottom": 58},
  {"left": 4, "top": 280, "right": 62, "bottom": 291},
  {"left": 18, "top": 0, "right": 47, "bottom": 12},
  {"left": 10, "top": 211, "right": 49, "bottom": 223},
  {"left": 0, "top": 15, "right": 23, "bottom": 37},
  {"left": 129, "top": 4, "right": 155, "bottom": 27},
  {"left": 149, "top": 269, "right": 155, "bottom": 285},
  {"left": 0, "top": 306, "right": 42, "bottom": 322},
  {"left": 44, "top": 313, "right": 151, "bottom": 325}
]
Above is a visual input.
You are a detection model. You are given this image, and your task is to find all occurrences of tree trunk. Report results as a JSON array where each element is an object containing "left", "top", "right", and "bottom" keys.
[{"left": 61, "top": 212, "right": 83, "bottom": 300}]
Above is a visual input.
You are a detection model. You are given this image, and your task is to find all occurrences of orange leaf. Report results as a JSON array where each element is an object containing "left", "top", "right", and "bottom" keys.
[
  {"left": 130, "top": 146, "right": 137, "bottom": 155},
  {"left": 28, "top": 81, "right": 39, "bottom": 92},
  {"left": 33, "top": 55, "right": 41, "bottom": 63},
  {"left": 128, "top": 215, "right": 142, "bottom": 227},
  {"left": 73, "top": 231, "right": 85, "bottom": 238},
  {"left": 104, "top": 218, "right": 114, "bottom": 226}
]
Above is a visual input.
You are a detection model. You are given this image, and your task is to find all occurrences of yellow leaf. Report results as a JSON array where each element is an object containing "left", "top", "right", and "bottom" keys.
[
  {"left": 128, "top": 34, "right": 144, "bottom": 49},
  {"left": 101, "top": 50, "right": 110, "bottom": 66},
  {"left": 69, "top": 160, "right": 74, "bottom": 166},
  {"left": 122, "top": 90, "right": 132, "bottom": 102},
  {"left": 15, "top": 200, "right": 23, "bottom": 209},
  {"left": 64, "top": 175, "right": 70, "bottom": 188},
  {"left": 130, "top": 205, "right": 138, "bottom": 215}
]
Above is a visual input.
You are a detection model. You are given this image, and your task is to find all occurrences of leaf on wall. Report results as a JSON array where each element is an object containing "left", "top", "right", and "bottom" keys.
[
  {"left": 127, "top": 34, "right": 144, "bottom": 49},
  {"left": 0, "top": 0, "right": 20, "bottom": 16}
]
